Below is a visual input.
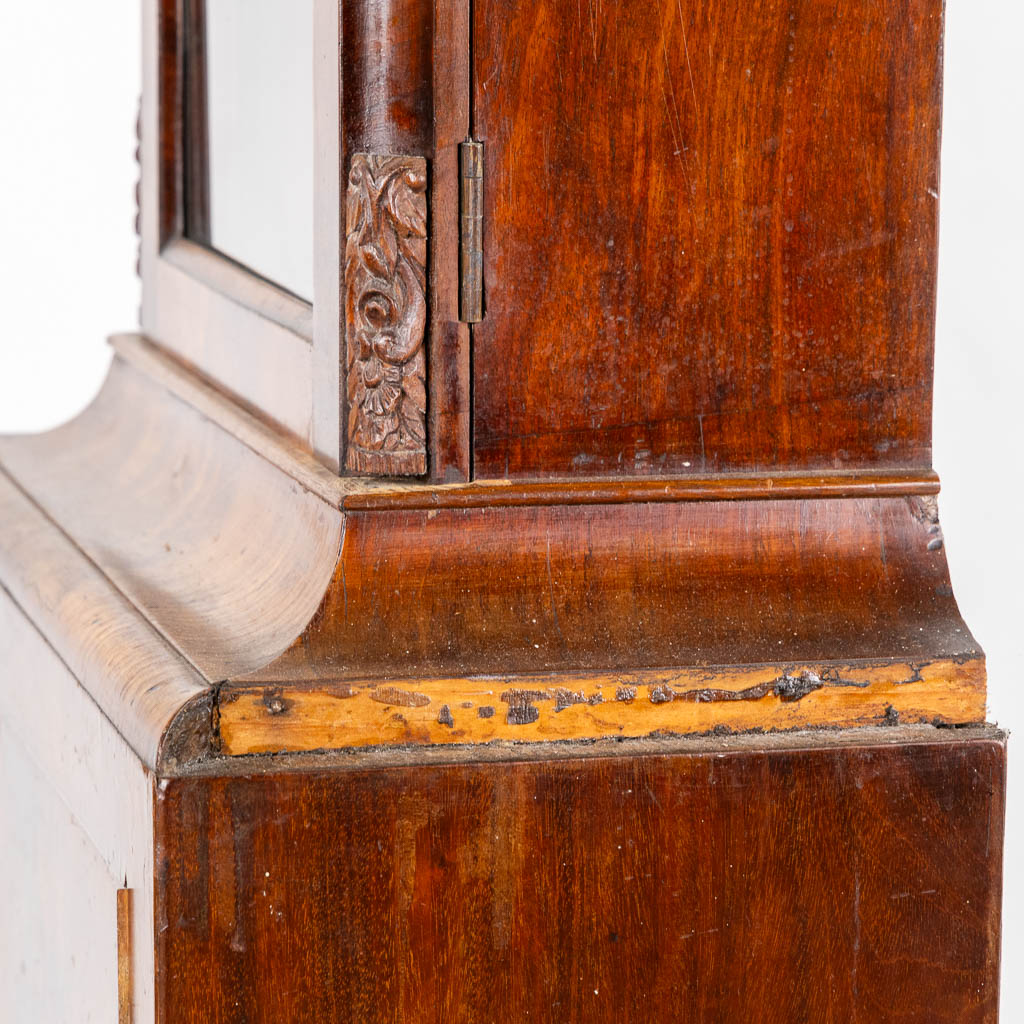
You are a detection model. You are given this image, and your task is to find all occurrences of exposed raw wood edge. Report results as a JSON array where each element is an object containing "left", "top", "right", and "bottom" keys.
[
  {"left": 0, "top": 468, "right": 211, "bottom": 771},
  {"left": 109, "top": 334, "right": 940, "bottom": 511},
  {"left": 174, "top": 723, "right": 1007, "bottom": 778},
  {"left": 116, "top": 888, "right": 134, "bottom": 1024},
  {"left": 217, "top": 657, "right": 985, "bottom": 756}
]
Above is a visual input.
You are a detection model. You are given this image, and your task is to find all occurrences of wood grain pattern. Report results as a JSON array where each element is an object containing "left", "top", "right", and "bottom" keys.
[
  {"left": 155, "top": 729, "right": 1005, "bottom": 1023},
  {"left": 0, "top": 467, "right": 209, "bottom": 771},
  {"left": 110, "top": 334, "right": 947, "bottom": 511},
  {"left": 1, "top": 3, "right": 1006, "bottom": 1021},
  {"left": 117, "top": 889, "right": 134, "bottom": 1024},
  {"left": 0, "top": 337, "right": 981, "bottom": 759},
  {"left": 345, "top": 154, "right": 429, "bottom": 475},
  {"left": 220, "top": 657, "right": 983, "bottom": 755},
  {"left": 0, "top": 357, "right": 342, "bottom": 685},
  {"left": 471, "top": 0, "right": 943, "bottom": 478},
  {"left": 0, "top": 590, "right": 157, "bottom": 1022},
  {"left": 241, "top": 497, "right": 978, "bottom": 680},
  {"left": 222, "top": 490, "right": 982, "bottom": 751},
  {"left": 342, "top": 0, "right": 471, "bottom": 480},
  {"left": 428, "top": 0, "right": 472, "bottom": 481}
]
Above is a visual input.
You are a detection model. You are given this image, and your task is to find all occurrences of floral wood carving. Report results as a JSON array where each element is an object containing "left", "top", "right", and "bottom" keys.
[{"left": 345, "top": 154, "right": 428, "bottom": 476}]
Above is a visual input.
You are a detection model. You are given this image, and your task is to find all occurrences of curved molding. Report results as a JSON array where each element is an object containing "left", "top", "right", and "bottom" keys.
[
  {"left": 0, "top": 336, "right": 985, "bottom": 768},
  {"left": 0, "top": 468, "right": 208, "bottom": 770},
  {"left": 0, "top": 351, "right": 344, "bottom": 770}
]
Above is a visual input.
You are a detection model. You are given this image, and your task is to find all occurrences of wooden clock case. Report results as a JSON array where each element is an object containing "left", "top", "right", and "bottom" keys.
[{"left": 0, "top": 0, "right": 1006, "bottom": 1021}]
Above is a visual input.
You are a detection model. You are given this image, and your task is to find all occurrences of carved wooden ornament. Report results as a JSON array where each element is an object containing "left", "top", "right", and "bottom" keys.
[{"left": 345, "top": 154, "right": 428, "bottom": 476}]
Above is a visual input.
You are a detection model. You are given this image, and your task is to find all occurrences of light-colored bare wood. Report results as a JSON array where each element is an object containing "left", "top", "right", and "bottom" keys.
[
  {"left": 0, "top": 469, "right": 208, "bottom": 770},
  {"left": 0, "top": 726, "right": 122, "bottom": 1023},
  {"left": 0, "top": 590, "right": 156, "bottom": 1022},
  {"left": 0, "top": 355, "right": 344, "bottom": 684},
  {"left": 311, "top": 0, "right": 344, "bottom": 470},
  {"left": 160, "top": 240, "right": 313, "bottom": 340},
  {"left": 218, "top": 657, "right": 985, "bottom": 755},
  {"left": 139, "top": 0, "right": 314, "bottom": 445},
  {"left": 109, "top": 334, "right": 355, "bottom": 506}
]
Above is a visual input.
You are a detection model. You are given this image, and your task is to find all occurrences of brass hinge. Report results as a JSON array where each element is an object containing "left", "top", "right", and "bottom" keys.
[{"left": 459, "top": 140, "right": 483, "bottom": 323}]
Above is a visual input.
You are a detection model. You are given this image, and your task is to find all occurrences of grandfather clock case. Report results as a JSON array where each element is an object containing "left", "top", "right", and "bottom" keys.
[{"left": 0, "top": 0, "right": 1006, "bottom": 1021}]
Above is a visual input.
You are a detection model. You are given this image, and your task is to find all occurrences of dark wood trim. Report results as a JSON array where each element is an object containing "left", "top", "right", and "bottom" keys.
[
  {"left": 342, "top": 0, "right": 472, "bottom": 482},
  {"left": 181, "top": 0, "right": 209, "bottom": 244},
  {"left": 428, "top": 0, "right": 473, "bottom": 482},
  {"left": 157, "top": 0, "right": 184, "bottom": 247},
  {"left": 341, "top": 468, "right": 941, "bottom": 510}
]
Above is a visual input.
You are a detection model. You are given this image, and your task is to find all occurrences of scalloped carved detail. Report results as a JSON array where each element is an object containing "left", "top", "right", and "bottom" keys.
[{"left": 344, "top": 154, "right": 428, "bottom": 476}]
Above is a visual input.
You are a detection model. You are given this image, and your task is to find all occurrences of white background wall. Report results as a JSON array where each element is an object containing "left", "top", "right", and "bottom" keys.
[{"left": 0, "top": 0, "right": 1021, "bottom": 1012}]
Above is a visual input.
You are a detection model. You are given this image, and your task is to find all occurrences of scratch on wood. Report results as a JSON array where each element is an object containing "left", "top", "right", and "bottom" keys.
[
  {"left": 908, "top": 495, "right": 944, "bottom": 552},
  {"left": 371, "top": 686, "right": 431, "bottom": 708}
]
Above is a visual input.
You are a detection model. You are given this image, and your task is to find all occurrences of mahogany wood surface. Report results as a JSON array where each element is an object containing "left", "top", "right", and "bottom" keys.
[
  {"left": 471, "top": 0, "right": 943, "bottom": 479},
  {"left": 342, "top": 0, "right": 471, "bottom": 480},
  {"left": 0, "top": 1, "right": 1007, "bottom": 1020},
  {"left": 155, "top": 729, "right": 1005, "bottom": 1023},
  {"left": 0, "top": 337, "right": 980, "bottom": 760}
]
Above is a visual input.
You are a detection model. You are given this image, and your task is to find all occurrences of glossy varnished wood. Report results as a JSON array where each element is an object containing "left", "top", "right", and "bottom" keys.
[
  {"left": 0, "top": 1, "right": 1006, "bottom": 1021},
  {"left": 342, "top": 0, "right": 471, "bottom": 480},
  {"left": 155, "top": 729, "right": 1005, "bottom": 1023},
  {"left": 222, "top": 492, "right": 981, "bottom": 751},
  {"left": 472, "top": 0, "right": 943, "bottom": 478},
  {"left": 1, "top": 336, "right": 979, "bottom": 760}
]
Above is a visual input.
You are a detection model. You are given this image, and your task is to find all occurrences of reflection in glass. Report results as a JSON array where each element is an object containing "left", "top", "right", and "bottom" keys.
[{"left": 193, "top": 0, "right": 314, "bottom": 301}]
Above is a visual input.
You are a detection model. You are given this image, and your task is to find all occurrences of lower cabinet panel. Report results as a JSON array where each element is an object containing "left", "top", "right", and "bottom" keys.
[
  {"left": 155, "top": 731, "right": 1005, "bottom": 1023},
  {"left": 0, "top": 720, "right": 120, "bottom": 1024}
]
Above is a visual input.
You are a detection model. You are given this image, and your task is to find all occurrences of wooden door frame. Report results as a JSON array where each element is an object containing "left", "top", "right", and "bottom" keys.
[{"left": 140, "top": 0, "right": 470, "bottom": 478}]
